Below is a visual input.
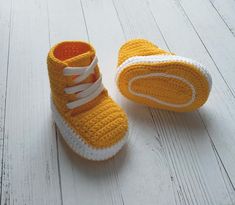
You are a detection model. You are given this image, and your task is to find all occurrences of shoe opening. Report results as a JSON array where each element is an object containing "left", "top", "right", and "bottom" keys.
[{"left": 53, "top": 41, "right": 93, "bottom": 61}]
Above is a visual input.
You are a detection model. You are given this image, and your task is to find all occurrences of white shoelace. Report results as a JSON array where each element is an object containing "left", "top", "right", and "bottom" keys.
[{"left": 63, "top": 56, "right": 104, "bottom": 109}]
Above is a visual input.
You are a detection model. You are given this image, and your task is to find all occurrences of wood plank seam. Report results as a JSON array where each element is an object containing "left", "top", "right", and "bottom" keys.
[
  {"left": 149, "top": 110, "right": 189, "bottom": 205},
  {"left": 111, "top": 0, "right": 235, "bottom": 203},
  {"left": 198, "top": 112, "right": 235, "bottom": 191},
  {"left": 2, "top": 0, "right": 232, "bottom": 203},
  {"left": 145, "top": 14, "right": 216, "bottom": 198},
  {"left": 156, "top": 111, "right": 214, "bottom": 204},
  {"left": 0, "top": 0, "right": 13, "bottom": 202},
  {"left": 111, "top": 1, "right": 200, "bottom": 204},
  {"left": 80, "top": 0, "right": 90, "bottom": 42},
  {"left": 211, "top": 141, "right": 235, "bottom": 201},
  {"left": 79, "top": 1, "right": 176, "bottom": 203},
  {"left": 45, "top": 0, "right": 64, "bottom": 204},
  {"left": 173, "top": 0, "right": 235, "bottom": 98},
  {"left": 146, "top": 0, "right": 235, "bottom": 202},
  {"left": 111, "top": 1, "right": 180, "bottom": 204},
  {"left": 147, "top": 0, "right": 235, "bottom": 194},
  {"left": 146, "top": 4, "right": 225, "bottom": 203},
  {"left": 150, "top": 0, "right": 235, "bottom": 190},
  {"left": 207, "top": 0, "right": 235, "bottom": 37},
  {"left": 79, "top": 0, "right": 127, "bottom": 203},
  {"left": 112, "top": 0, "right": 127, "bottom": 39},
  {"left": 1, "top": 0, "right": 63, "bottom": 203},
  {"left": 170, "top": 0, "right": 235, "bottom": 188},
  {"left": 55, "top": 129, "right": 64, "bottom": 205},
  {"left": 146, "top": 0, "right": 235, "bottom": 201}
]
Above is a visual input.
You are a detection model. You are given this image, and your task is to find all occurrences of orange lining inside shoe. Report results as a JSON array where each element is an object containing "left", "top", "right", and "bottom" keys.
[{"left": 53, "top": 42, "right": 92, "bottom": 61}]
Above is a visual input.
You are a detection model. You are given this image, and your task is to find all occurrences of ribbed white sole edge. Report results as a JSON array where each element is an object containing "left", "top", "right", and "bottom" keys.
[
  {"left": 116, "top": 55, "right": 212, "bottom": 89},
  {"left": 116, "top": 55, "right": 212, "bottom": 108},
  {"left": 51, "top": 101, "right": 128, "bottom": 161}
]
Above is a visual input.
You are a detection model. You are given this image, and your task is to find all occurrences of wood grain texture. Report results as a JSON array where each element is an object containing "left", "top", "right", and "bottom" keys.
[
  {"left": 81, "top": 0, "right": 175, "bottom": 204},
  {"left": 177, "top": 0, "right": 235, "bottom": 96},
  {"left": 147, "top": 0, "right": 235, "bottom": 190},
  {"left": 0, "top": 0, "right": 235, "bottom": 204},
  {"left": 166, "top": 0, "right": 235, "bottom": 188},
  {"left": 113, "top": 0, "right": 235, "bottom": 204},
  {"left": 0, "top": 0, "right": 61, "bottom": 204},
  {"left": 207, "top": 0, "right": 235, "bottom": 37},
  {"left": 48, "top": 0, "right": 175, "bottom": 204},
  {"left": 0, "top": 0, "right": 12, "bottom": 194}
]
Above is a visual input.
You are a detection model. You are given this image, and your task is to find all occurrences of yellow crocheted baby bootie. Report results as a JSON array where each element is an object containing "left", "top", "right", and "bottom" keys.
[
  {"left": 116, "top": 39, "right": 212, "bottom": 112},
  {"left": 47, "top": 41, "right": 128, "bottom": 160}
]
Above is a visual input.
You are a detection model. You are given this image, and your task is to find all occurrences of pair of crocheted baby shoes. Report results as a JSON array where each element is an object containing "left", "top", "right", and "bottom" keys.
[{"left": 47, "top": 39, "right": 212, "bottom": 161}]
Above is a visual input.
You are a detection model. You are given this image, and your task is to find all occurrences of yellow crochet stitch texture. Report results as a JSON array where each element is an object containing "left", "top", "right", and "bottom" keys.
[
  {"left": 117, "top": 39, "right": 211, "bottom": 112},
  {"left": 47, "top": 41, "right": 128, "bottom": 150}
]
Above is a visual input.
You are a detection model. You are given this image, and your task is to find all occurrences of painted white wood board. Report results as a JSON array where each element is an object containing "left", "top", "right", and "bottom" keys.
[
  {"left": 113, "top": 0, "right": 235, "bottom": 204},
  {"left": 147, "top": 0, "right": 235, "bottom": 190},
  {"left": 177, "top": 0, "right": 235, "bottom": 95},
  {"left": 152, "top": 0, "right": 235, "bottom": 189},
  {"left": 0, "top": 0, "right": 235, "bottom": 204},
  {"left": 81, "top": 0, "right": 176, "bottom": 204},
  {"left": 207, "top": 0, "right": 235, "bottom": 37},
  {"left": 0, "top": 0, "right": 12, "bottom": 189},
  {"left": 47, "top": 0, "right": 127, "bottom": 204},
  {"left": 48, "top": 0, "right": 175, "bottom": 204},
  {"left": 0, "top": 0, "right": 61, "bottom": 204}
]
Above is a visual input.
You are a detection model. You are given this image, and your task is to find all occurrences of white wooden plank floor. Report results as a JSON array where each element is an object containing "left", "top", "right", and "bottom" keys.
[{"left": 0, "top": 0, "right": 235, "bottom": 204}]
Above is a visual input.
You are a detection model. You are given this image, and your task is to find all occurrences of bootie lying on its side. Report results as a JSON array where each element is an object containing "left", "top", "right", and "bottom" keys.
[
  {"left": 47, "top": 41, "right": 128, "bottom": 161},
  {"left": 116, "top": 39, "right": 212, "bottom": 112}
]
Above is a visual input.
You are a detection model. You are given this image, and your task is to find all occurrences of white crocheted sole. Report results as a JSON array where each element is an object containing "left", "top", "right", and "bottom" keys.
[
  {"left": 51, "top": 101, "right": 128, "bottom": 161},
  {"left": 116, "top": 55, "right": 212, "bottom": 109}
]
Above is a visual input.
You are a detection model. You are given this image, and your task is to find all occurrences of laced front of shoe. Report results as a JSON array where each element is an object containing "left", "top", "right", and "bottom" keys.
[
  {"left": 63, "top": 56, "right": 104, "bottom": 109},
  {"left": 47, "top": 41, "right": 128, "bottom": 160}
]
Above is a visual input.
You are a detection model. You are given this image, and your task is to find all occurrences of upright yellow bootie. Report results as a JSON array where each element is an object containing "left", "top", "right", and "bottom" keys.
[
  {"left": 116, "top": 39, "right": 212, "bottom": 112},
  {"left": 47, "top": 41, "right": 128, "bottom": 160}
]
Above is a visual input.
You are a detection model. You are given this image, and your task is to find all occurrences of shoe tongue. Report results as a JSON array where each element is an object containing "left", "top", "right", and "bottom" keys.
[
  {"left": 64, "top": 50, "right": 95, "bottom": 67},
  {"left": 118, "top": 39, "right": 172, "bottom": 66},
  {"left": 64, "top": 51, "right": 99, "bottom": 85}
]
